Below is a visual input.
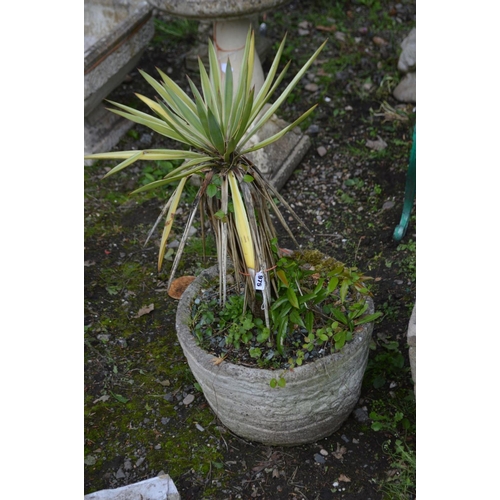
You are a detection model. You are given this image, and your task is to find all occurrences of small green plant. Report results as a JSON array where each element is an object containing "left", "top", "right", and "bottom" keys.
[
  {"left": 270, "top": 246, "right": 381, "bottom": 358},
  {"left": 365, "top": 339, "right": 406, "bottom": 389},
  {"left": 370, "top": 408, "right": 411, "bottom": 433},
  {"left": 191, "top": 247, "right": 381, "bottom": 386},
  {"left": 85, "top": 29, "right": 327, "bottom": 326},
  {"left": 138, "top": 159, "right": 181, "bottom": 186},
  {"left": 153, "top": 17, "right": 198, "bottom": 44},
  {"left": 396, "top": 238, "right": 416, "bottom": 282},
  {"left": 381, "top": 439, "right": 416, "bottom": 499}
]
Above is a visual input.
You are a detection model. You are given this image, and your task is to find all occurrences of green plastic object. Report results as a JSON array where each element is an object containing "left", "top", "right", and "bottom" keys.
[{"left": 393, "top": 128, "right": 416, "bottom": 241}]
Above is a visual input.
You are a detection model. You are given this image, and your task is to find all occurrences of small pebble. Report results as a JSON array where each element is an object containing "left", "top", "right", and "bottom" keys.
[
  {"left": 353, "top": 407, "right": 370, "bottom": 423},
  {"left": 305, "top": 83, "right": 319, "bottom": 92},
  {"left": 366, "top": 137, "right": 387, "bottom": 151},
  {"left": 317, "top": 146, "right": 327, "bottom": 157},
  {"left": 373, "top": 36, "right": 388, "bottom": 46},
  {"left": 314, "top": 453, "right": 326, "bottom": 463},
  {"left": 307, "top": 124, "right": 320, "bottom": 136},
  {"left": 140, "top": 133, "right": 152, "bottom": 147},
  {"left": 320, "top": 449, "right": 328, "bottom": 456},
  {"left": 183, "top": 394, "right": 195, "bottom": 405},
  {"left": 115, "top": 468, "right": 126, "bottom": 479}
]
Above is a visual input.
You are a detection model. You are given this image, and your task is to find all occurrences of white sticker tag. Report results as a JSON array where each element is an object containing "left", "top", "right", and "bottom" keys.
[
  {"left": 220, "top": 63, "right": 227, "bottom": 74},
  {"left": 254, "top": 271, "right": 265, "bottom": 290}
]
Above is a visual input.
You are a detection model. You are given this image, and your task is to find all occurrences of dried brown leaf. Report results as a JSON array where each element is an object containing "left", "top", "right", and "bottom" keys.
[
  {"left": 211, "top": 354, "right": 227, "bottom": 366},
  {"left": 316, "top": 24, "right": 337, "bottom": 32},
  {"left": 134, "top": 303, "right": 154, "bottom": 318},
  {"left": 168, "top": 276, "right": 196, "bottom": 299},
  {"left": 332, "top": 443, "right": 347, "bottom": 460}
]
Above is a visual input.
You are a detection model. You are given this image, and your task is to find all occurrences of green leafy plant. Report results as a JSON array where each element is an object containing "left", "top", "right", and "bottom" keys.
[
  {"left": 365, "top": 340, "right": 406, "bottom": 389},
  {"left": 153, "top": 17, "right": 198, "bottom": 40},
  {"left": 396, "top": 238, "right": 416, "bottom": 282},
  {"left": 381, "top": 439, "right": 416, "bottom": 499},
  {"left": 85, "top": 29, "right": 326, "bottom": 323},
  {"left": 138, "top": 159, "right": 180, "bottom": 186},
  {"left": 190, "top": 246, "right": 381, "bottom": 386},
  {"left": 269, "top": 247, "right": 381, "bottom": 358},
  {"left": 85, "top": 30, "right": 380, "bottom": 379}
]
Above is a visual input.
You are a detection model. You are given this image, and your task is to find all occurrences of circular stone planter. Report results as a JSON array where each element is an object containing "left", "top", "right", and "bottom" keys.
[
  {"left": 175, "top": 264, "right": 375, "bottom": 446},
  {"left": 151, "top": 0, "right": 291, "bottom": 20}
]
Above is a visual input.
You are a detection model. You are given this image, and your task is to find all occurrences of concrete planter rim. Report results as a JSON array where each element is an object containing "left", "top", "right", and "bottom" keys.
[
  {"left": 150, "top": 0, "right": 292, "bottom": 20},
  {"left": 175, "top": 263, "right": 375, "bottom": 445}
]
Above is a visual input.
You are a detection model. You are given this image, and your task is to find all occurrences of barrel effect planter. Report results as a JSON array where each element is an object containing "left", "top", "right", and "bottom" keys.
[{"left": 175, "top": 264, "right": 375, "bottom": 446}]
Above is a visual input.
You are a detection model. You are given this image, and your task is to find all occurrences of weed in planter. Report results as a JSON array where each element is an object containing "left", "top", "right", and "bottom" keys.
[{"left": 190, "top": 248, "right": 381, "bottom": 379}]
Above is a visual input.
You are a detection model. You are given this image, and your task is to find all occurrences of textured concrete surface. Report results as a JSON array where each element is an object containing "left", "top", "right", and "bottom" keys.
[
  {"left": 84, "top": 0, "right": 154, "bottom": 159},
  {"left": 407, "top": 303, "right": 416, "bottom": 394},
  {"left": 393, "top": 27, "right": 416, "bottom": 103},
  {"left": 245, "top": 104, "right": 312, "bottom": 190},
  {"left": 151, "top": 0, "right": 291, "bottom": 20},
  {"left": 84, "top": 475, "right": 180, "bottom": 500},
  {"left": 84, "top": 1, "right": 154, "bottom": 116}
]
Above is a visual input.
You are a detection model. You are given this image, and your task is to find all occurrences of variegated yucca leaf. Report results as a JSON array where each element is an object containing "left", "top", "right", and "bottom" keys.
[{"left": 85, "top": 29, "right": 326, "bottom": 323}]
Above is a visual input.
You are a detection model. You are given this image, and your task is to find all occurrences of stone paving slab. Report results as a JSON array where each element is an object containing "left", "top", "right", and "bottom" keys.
[{"left": 84, "top": 474, "right": 180, "bottom": 500}]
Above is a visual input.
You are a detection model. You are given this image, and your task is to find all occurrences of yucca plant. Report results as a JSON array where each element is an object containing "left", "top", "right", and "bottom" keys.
[{"left": 85, "top": 29, "right": 327, "bottom": 328}]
